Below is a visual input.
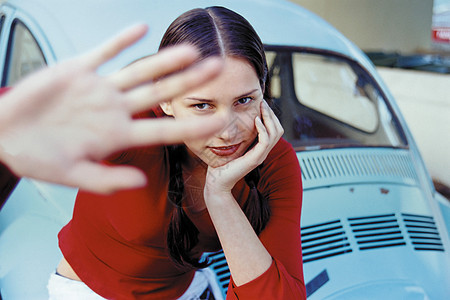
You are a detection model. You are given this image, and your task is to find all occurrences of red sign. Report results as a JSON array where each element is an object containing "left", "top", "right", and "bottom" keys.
[{"left": 432, "top": 27, "right": 450, "bottom": 43}]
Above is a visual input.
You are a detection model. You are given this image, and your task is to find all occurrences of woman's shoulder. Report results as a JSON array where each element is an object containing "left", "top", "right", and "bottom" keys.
[
  {"left": 258, "top": 138, "right": 302, "bottom": 202},
  {"left": 259, "top": 138, "right": 300, "bottom": 179},
  {"left": 266, "top": 138, "right": 297, "bottom": 162}
]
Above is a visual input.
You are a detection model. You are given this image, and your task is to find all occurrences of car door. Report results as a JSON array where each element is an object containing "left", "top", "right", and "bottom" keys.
[
  {"left": 0, "top": 6, "right": 77, "bottom": 299},
  {"left": 0, "top": 5, "right": 48, "bottom": 208}
]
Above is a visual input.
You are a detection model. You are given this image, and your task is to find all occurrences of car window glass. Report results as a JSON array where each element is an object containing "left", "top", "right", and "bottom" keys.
[
  {"left": 0, "top": 15, "right": 5, "bottom": 88},
  {"left": 266, "top": 51, "right": 281, "bottom": 99},
  {"left": 293, "top": 53, "right": 378, "bottom": 132},
  {"left": 4, "top": 20, "right": 46, "bottom": 86}
]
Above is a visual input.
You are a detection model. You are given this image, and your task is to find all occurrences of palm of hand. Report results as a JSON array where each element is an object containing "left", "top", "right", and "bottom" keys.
[{"left": 0, "top": 24, "right": 224, "bottom": 193}]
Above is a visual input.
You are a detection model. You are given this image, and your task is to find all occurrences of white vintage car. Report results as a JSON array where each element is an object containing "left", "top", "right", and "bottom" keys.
[{"left": 0, "top": 0, "right": 449, "bottom": 299}]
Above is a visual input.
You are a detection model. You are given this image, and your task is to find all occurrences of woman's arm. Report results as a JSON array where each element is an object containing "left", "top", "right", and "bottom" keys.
[
  {"left": 206, "top": 141, "right": 305, "bottom": 299},
  {"left": 203, "top": 188, "right": 273, "bottom": 286},
  {"left": 204, "top": 101, "right": 305, "bottom": 299}
]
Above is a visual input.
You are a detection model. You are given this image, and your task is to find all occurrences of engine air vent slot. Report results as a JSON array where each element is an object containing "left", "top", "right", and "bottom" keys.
[
  {"left": 301, "top": 220, "right": 352, "bottom": 263},
  {"left": 206, "top": 251, "right": 230, "bottom": 296},
  {"left": 349, "top": 214, "right": 406, "bottom": 250},
  {"left": 402, "top": 213, "right": 444, "bottom": 251},
  {"left": 297, "top": 149, "right": 418, "bottom": 189}
]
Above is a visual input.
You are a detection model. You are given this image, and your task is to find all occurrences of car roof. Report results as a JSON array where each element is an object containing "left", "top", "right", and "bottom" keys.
[{"left": 2, "top": 0, "right": 373, "bottom": 72}]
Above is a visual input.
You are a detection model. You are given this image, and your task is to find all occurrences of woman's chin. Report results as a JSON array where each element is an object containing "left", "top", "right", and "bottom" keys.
[{"left": 204, "top": 156, "right": 235, "bottom": 168}]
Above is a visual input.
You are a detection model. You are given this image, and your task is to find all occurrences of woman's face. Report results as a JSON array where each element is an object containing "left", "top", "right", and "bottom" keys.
[{"left": 160, "top": 56, "right": 263, "bottom": 168}]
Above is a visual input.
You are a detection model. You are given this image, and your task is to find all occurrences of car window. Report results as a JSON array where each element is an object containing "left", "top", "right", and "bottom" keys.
[
  {"left": 0, "top": 15, "right": 5, "bottom": 88},
  {"left": 3, "top": 20, "right": 46, "bottom": 86},
  {"left": 265, "top": 47, "right": 407, "bottom": 150},
  {"left": 265, "top": 51, "right": 281, "bottom": 99},
  {"left": 292, "top": 53, "right": 378, "bottom": 132}
]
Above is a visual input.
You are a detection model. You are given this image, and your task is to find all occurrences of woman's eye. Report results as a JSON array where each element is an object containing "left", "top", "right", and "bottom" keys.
[
  {"left": 193, "top": 103, "right": 211, "bottom": 110},
  {"left": 236, "top": 97, "right": 253, "bottom": 105}
]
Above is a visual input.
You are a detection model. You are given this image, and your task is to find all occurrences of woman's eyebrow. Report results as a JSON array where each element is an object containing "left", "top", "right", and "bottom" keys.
[
  {"left": 234, "top": 89, "right": 259, "bottom": 100},
  {"left": 184, "top": 89, "right": 259, "bottom": 102},
  {"left": 185, "top": 97, "right": 214, "bottom": 102}
]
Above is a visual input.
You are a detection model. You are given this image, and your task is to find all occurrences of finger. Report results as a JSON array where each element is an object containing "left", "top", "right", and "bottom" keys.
[
  {"left": 66, "top": 163, "right": 147, "bottom": 194},
  {"left": 79, "top": 24, "right": 149, "bottom": 69},
  {"left": 261, "top": 100, "right": 283, "bottom": 139},
  {"left": 125, "top": 57, "right": 224, "bottom": 114},
  {"left": 255, "top": 116, "right": 270, "bottom": 149},
  {"left": 127, "top": 116, "right": 226, "bottom": 147},
  {"left": 110, "top": 44, "right": 200, "bottom": 90},
  {"left": 260, "top": 101, "right": 276, "bottom": 136},
  {"left": 235, "top": 116, "right": 269, "bottom": 168}
]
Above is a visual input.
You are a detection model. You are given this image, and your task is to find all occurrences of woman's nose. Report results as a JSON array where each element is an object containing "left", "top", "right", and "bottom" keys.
[
  {"left": 216, "top": 109, "right": 256, "bottom": 142},
  {"left": 216, "top": 111, "right": 241, "bottom": 142}
]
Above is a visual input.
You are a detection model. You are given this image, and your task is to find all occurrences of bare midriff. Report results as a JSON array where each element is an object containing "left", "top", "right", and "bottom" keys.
[{"left": 56, "top": 257, "right": 82, "bottom": 281}]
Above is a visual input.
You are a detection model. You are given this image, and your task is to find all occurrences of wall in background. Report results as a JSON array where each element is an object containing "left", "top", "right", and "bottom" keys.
[
  {"left": 377, "top": 67, "right": 450, "bottom": 187},
  {"left": 291, "top": 0, "right": 434, "bottom": 53}
]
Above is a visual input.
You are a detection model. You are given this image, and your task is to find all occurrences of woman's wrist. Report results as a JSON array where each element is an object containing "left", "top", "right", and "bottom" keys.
[
  {"left": 204, "top": 173, "right": 234, "bottom": 195},
  {"left": 203, "top": 184, "right": 233, "bottom": 204},
  {"left": 204, "top": 184, "right": 232, "bottom": 196}
]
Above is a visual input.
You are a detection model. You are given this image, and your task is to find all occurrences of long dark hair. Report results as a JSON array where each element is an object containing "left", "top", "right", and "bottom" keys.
[{"left": 161, "top": 6, "right": 271, "bottom": 268}]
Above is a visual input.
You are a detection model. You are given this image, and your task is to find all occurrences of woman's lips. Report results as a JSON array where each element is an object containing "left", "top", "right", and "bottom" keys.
[{"left": 209, "top": 143, "right": 241, "bottom": 156}]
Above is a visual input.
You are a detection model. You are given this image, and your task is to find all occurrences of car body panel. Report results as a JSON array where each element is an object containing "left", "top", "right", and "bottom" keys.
[
  {"left": 301, "top": 181, "right": 450, "bottom": 299},
  {"left": 0, "top": 180, "right": 77, "bottom": 299}
]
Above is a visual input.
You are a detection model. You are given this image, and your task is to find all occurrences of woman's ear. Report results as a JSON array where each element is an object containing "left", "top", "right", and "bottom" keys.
[{"left": 159, "top": 101, "right": 173, "bottom": 116}]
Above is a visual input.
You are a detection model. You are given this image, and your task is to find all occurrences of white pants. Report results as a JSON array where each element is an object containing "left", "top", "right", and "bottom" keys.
[{"left": 47, "top": 268, "right": 224, "bottom": 300}]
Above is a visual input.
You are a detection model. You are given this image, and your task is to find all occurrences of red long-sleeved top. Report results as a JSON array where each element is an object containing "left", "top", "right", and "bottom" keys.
[{"left": 58, "top": 136, "right": 305, "bottom": 299}]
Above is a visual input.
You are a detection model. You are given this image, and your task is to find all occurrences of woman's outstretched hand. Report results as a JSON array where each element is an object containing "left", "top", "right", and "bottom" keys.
[
  {"left": 0, "top": 24, "right": 224, "bottom": 194},
  {"left": 205, "top": 100, "right": 284, "bottom": 195}
]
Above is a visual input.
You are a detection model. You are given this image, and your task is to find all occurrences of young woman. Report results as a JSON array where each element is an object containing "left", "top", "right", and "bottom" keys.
[{"left": 50, "top": 6, "right": 306, "bottom": 300}]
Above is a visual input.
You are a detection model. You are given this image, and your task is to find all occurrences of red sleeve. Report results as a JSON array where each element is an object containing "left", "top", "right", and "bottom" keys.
[
  {"left": 227, "top": 139, "right": 306, "bottom": 299},
  {"left": 0, "top": 87, "right": 11, "bottom": 96}
]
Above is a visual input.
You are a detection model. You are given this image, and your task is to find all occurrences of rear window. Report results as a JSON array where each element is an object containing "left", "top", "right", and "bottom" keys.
[
  {"left": 292, "top": 53, "right": 377, "bottom": 132},
  {"left": 265, "top": 47, "right": 407, "bottom": 150}
]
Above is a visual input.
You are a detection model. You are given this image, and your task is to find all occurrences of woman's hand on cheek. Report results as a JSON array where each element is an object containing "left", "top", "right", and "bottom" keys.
[{"left": 205, "top": 100, "right": 284, "bottom": 195}]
